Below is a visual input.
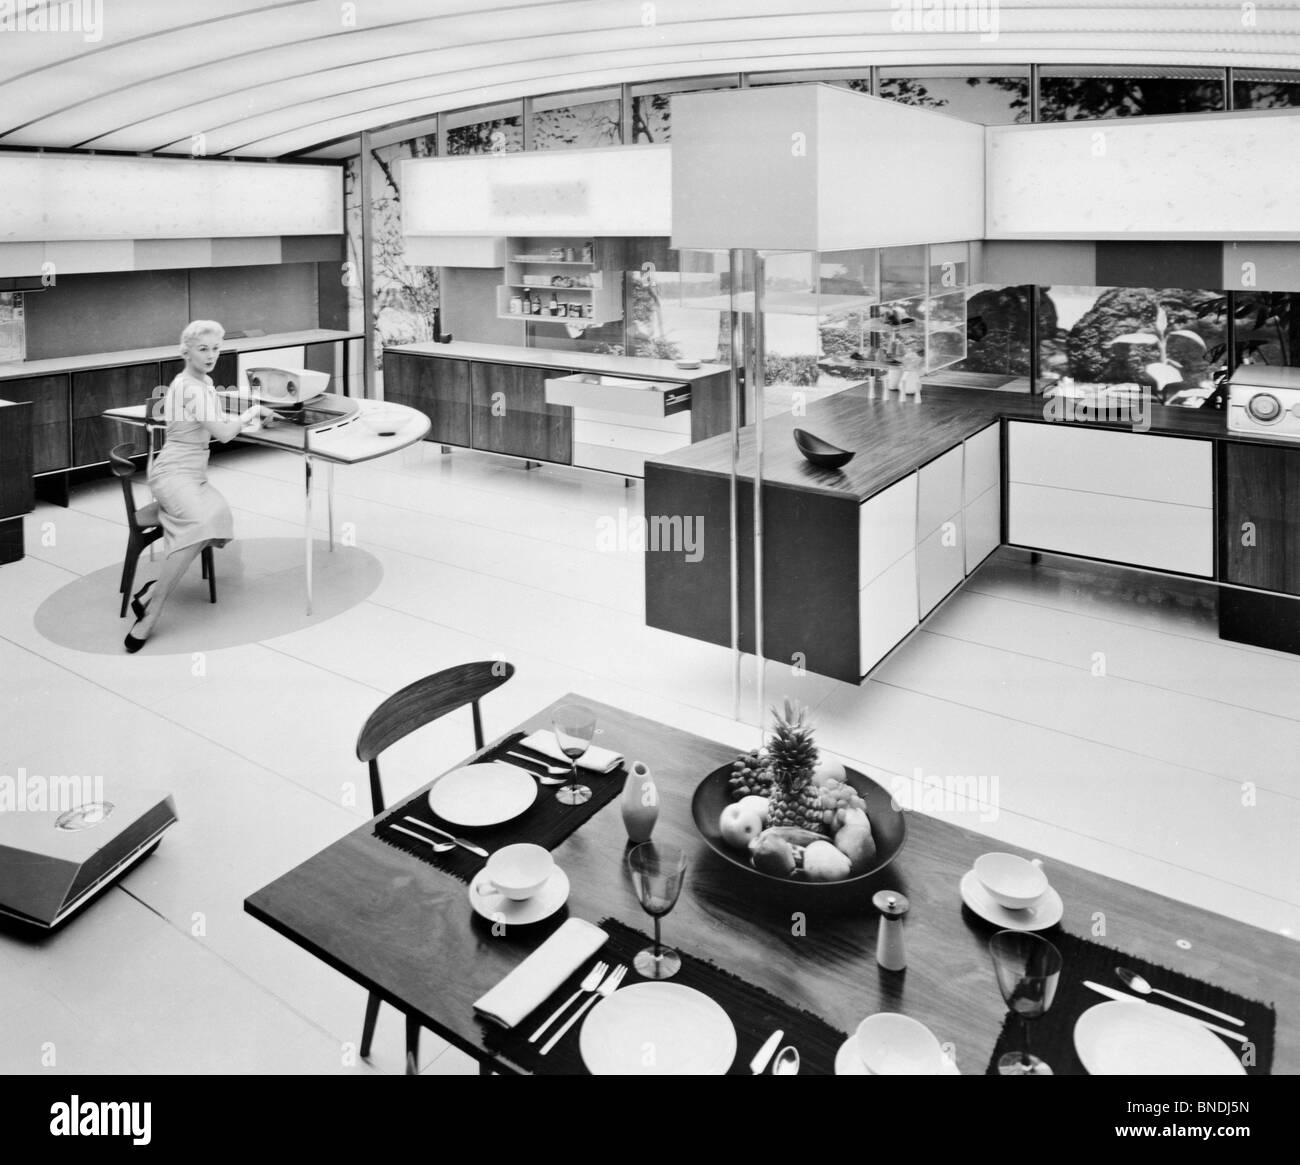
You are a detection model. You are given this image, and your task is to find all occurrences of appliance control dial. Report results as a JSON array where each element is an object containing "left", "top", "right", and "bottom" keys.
[{"left": 1248, "top": 392, "right": 1282, "bottom": 423}]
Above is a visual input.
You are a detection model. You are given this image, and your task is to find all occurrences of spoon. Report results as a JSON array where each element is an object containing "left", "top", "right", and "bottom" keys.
[
  {"left": 1114, "top": 967, "right": 1245, "bottom": 1027},
  {"left": 390, "top": 823, "right": 455, "bottom": 852},
  {"left": 771, "top": 1046, "right": 800, "bottom": 1075},
  {"left": 502, "top": 756, "right": 568, "bottom": 786}
]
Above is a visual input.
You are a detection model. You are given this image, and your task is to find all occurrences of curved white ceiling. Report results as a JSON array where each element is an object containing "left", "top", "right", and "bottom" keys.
[{"left": 1, "top": 0, "right": 1298, "bottom": 159}]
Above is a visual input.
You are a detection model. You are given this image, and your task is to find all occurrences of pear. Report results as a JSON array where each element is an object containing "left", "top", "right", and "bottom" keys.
[
  {"left": 802, "top": 840, "right": 852, "bottom": 882},
  {"left": 834, "top": 823, "right": 877, "bottom": 871},
  {"left": 749, "top": 831, "right": 798, "bottom": 878}
]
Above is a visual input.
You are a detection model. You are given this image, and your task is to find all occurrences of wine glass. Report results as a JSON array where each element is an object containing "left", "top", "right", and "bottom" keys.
[
  {"left": 551, "top": 703, "right": 596, "bottom": 806},
  {"left": 989, "top": 930, "right": 1062, "bottom": 1075},
  {"left": 627, "top": 842, "right": 687, "bottom": 980}
]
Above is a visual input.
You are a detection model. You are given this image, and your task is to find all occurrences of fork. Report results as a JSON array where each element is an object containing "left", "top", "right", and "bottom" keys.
[
  {"left": 540, "top": 964, "right": 627, "bottom": 1055},
  {"left": 527, "top": 961, "right": 608, "bottom": 1044}
]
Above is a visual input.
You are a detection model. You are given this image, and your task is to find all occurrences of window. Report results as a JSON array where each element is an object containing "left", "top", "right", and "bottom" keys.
[
  {"left": 629, "top": 76, "right": 739, "bottom": 144},
  {"left": 953, "top": 284, "right": 1034, "bottom": 386},
  {"left": 1039, "top": 66, "right": 1224, "bottom": 121},
  {"left": 444, "top": 101, "right": 523, "bottom": 155},
  {"left": 531, "top": 89, "right": 621, "bottom": 150},
  {"left": 1038, "top": 286, "right": 1226, "bottom": 404},
  {"left": 877, "top": 68, "right": 1031, "bottom": 124},
  {"left": 0, "top": 292, "right": 24, "bottom": 363},
  {"left": 1234, "top": 292, "right": 1300, "bottom": 368},
  {"left": 1233, "top": 69, "right": 1300, "bottom": 109}
]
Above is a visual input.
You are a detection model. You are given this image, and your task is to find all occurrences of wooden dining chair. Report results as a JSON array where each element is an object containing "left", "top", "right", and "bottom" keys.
[
  {"left": 110, "top": 442, "right": 216, "bottom": 616},
  {"left": 354, "top": 659, "right": 516, "bottom": 1074}
]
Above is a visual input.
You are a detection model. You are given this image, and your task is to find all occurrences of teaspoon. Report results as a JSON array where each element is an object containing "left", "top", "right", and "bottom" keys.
[{"left": 1115, "top": 967, "right": 1244, "bottom": 1027}]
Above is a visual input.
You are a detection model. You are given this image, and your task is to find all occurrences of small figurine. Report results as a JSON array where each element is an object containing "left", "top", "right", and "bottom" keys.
[{"left": 899, "top": 350, "right": 923, "bottom": 402}]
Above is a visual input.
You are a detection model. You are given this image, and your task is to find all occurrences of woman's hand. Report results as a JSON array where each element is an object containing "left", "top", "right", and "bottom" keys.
[{"left": 257, "top": 406, "right": 279, "bottom": 426}]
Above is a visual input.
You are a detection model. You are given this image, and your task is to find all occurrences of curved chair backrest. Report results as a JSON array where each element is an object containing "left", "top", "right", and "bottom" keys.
[
  {"left": 109, "top": 442, "right": 148, "bottom": 535},
  {"left": 356, "top": 660, "right": 516, "bottom": 815}
]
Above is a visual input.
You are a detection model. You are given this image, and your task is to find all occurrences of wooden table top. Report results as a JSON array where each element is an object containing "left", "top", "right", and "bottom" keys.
[{"left": 244, "top": 696, "right": 1296, "bottom": 1075}]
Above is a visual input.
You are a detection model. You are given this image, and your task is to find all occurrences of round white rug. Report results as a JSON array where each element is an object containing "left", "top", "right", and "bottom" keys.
[{"left": 34, "top": 537, "right": 384, "bottom": 655}]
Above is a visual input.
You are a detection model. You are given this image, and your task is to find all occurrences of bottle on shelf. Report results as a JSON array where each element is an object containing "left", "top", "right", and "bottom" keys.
[{"left": 550, "top": 292, "right": 559, "bottom": 316}]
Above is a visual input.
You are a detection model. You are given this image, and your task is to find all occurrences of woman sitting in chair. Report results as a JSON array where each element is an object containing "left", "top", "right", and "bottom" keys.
[{"left": 125, "top": 320, "right": 276, "bottom": 652}]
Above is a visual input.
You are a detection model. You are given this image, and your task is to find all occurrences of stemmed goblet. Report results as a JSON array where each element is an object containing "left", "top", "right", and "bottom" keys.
[
  {"left": 627, "top": 842, "right": 687, "bottom": 980},
  {"left": 551, "top": 703, "right": 596, "bottom": 806},
  {"left": 989, "top": 929, "right": 1062, "bottom": 1075}
]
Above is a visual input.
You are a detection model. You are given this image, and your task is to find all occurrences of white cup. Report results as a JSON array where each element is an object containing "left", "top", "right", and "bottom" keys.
[
  {"left": 974, "top": 852, "right": 1047, "bottom": 910},
  {"left": 855, "top": 1013, "right": 944, "bottom": 1076},
  {"left": 478, "top": 843, "right": 553, "bottom": 901}
]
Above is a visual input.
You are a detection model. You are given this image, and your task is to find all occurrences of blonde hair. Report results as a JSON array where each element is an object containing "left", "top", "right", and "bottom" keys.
[{"left": 180, "top": 319, "right": 224, "bottom": 353}]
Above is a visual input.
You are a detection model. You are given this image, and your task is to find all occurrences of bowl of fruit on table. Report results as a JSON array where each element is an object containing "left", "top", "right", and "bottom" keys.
[{"left": 691, "top": 699, "right": 906, "bottom": 892}]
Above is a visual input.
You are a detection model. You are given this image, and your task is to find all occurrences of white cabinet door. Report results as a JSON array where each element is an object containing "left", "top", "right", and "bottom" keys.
[
  {"left": 859, "top": 550, "right": 918, "bottom": 676},
  {"left": 918, "top": 445, "right": 964, "bottom": 539},
  {"left": 918, "top": 514, "right": 965, "bottom": 617},
  {"left": 860, "top": 474, "right": 917, "bottom": 588},
  {"left": 1008, "top": 482, "right": 1214, "bottom": 577},
  {"left": 1008, "top": 422, "right": 1212, "bottom": 507},
  {"left": 964, "top": 483, "right": 1001, "bottom": 573},
  {"left": 964, "top": 422, "right": 1000, "bottom": 501}
]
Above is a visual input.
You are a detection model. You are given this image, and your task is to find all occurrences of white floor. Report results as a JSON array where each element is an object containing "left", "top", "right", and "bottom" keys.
[{"left": 1, "top": 439, "right": 1297, "bottom": 1074}]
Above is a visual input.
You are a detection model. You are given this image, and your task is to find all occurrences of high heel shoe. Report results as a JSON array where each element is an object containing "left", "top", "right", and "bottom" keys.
[
  {"left": 124, "top": 615, "right": 148, "bottom": 653},
  {"left": 130, "top": 579, "right": 156, "bottom": 621}
]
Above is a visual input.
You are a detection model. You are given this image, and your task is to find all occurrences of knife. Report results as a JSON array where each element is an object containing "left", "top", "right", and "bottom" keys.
[
  {"left": 750, "top": 1029, "right": 785, "bottom": 1074},
  {"left": 402, "top": 816, "right": 489, "bottom": 858},
  {"left": 1081, "top": 981, "right": 1248, "bottom": 1044}
]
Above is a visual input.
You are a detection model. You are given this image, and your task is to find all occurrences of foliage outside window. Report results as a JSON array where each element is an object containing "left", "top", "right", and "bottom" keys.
[
  {"left": 1038, "top": 69, "right": 1224, "bottom": 121},
  {"left": 1228, "top": 293, "right": 1299, "bottom": 368},
  {"left": 446, "top": 117, "right": 522, "bottom": 155},
  {"left": 0, "top": 292, "right": 25, "bottom": 363},
  {"left": 532, "top": 99, "right": 621, "bottom": 149},
  {"left": 956, "top": 285, "right": 1034, "bottom": 378},
  {"left": 1038, "top": 287, "right": 1226, "bottom": 403},
  {"left": 368, "top": 138, "right": 440, "bottom": 363},
  {"left": 876, "top": 73, "right": 1030, "bottom": 123}
]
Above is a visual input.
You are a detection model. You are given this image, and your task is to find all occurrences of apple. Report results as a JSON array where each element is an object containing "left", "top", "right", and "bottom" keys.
[
  {"left": 737, "top": 795, "right": 770, "bottom": 824},
  {"left": 718, "top": 803, "right": 763, "bottom": 849}
]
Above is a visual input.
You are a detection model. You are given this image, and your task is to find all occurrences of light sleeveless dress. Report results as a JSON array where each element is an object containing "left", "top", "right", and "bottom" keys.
[{"left": 147, "top": 374, "right": 235, "bottom": 556}]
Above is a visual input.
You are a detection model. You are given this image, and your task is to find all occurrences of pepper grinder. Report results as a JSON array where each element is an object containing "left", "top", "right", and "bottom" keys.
[{"left": 873, "top": 890, "right": 909, "bottom": 971}]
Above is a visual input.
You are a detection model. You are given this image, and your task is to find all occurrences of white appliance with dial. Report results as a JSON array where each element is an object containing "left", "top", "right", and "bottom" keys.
[{"left": 1227, "top": 365, "right": 1300, "bottom": 440}]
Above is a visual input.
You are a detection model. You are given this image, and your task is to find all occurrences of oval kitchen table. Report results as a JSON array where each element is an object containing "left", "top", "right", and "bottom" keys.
[{"left": 103, "top": 395, "right": 430, "bottom": 614}]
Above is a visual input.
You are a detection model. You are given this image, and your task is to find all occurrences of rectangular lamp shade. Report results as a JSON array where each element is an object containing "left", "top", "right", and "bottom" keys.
[
  {"left": 987, "top": 110, "right": 1300, "bottom": 240},
  {"left": 0, "top": 153, "right": 342, "bottom": 242},
  {"left": 669, "top": 84, "right": 985, "bottom": 252},
  {"left": 401, "top": 146, "right": 671, "bottom": 237}
]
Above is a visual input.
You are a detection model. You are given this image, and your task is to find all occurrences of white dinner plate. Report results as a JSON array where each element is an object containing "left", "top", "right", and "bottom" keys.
[
  {"left": 468, "top": 865, "right": 569, "bottom": 926},
  {"left": 834, "top": 1036, "right": 960, "bottom": 1075},
  {"left": 426, "top": 761, "right": 536, "bottom": 827},
  {"left": 580, "top": 982, "right": 737, "bottom": 1075},
  {"left": 1074, "top": 1000, "right": 1246, "bottom": 1076},
  {"left": 960, "top": 869, "right": 1063, "bottom": 932}
]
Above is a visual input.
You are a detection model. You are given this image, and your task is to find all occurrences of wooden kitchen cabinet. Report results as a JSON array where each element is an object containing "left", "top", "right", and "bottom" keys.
[
  {"left": 1221, "top": 442, "right": 1300, "bottom": 595},
  {"left": 470, "top": 362, "right": 571, "bottom": 464},
  {"left": 160, "top": 351, "right": 238, "bottom": 395},
  {"left": 383, "top": 351, "right": 472, "bottom": 447},
  {"left": 72, "top": 363, "right": 160, "bottom": 467},
  {"left": 3, "top": 373, "right": 69, "bottom": 473},
  {"left": 0, "top": 399, "right": 34, "bottom": 562}
]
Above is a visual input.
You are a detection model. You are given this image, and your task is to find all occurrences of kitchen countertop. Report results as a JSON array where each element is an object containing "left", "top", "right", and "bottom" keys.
[
  {"left": 651, "top": 383, "right": 1271, "bottom": 502},
  {"left": 0, "top": 328, "right": 362, "bottom": 381},
  {"left": 388, "top": 340, "right": 728, "bottom": 383}
]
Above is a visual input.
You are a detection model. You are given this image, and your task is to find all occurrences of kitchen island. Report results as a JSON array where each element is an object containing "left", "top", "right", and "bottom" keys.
[
  {"left": 383, "top": 341, "right": 732, "bottom": 478},
  {"left": 645, "top": 384, "right": 1300, "bottom": 681}
]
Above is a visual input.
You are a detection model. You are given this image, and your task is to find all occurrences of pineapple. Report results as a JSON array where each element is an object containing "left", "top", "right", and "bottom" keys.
[{"left": 765, "top": 699, "right": 824, "bottom": 833}]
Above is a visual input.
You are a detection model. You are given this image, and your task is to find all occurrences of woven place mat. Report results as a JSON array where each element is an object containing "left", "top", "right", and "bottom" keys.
[
  {"left": 987, "top": 930, "right": 1276, "bottom": 1075},
  {"left": 373, "top": 732, "right": 626, "bottom": 882},
  {"left": 481, "top": 917, "right": 848, "bottom": 1075}
]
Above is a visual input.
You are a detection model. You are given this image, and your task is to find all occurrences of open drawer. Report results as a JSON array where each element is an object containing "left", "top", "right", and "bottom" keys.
[{"left": 544, "top": 373, "right": 690, "bottom": 417}]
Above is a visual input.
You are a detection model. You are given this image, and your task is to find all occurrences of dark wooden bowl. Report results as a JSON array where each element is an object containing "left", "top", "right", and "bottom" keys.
[
  {"left": 691, "top": 763, "right": 907, "bottom": 898},
  {"left": 793, "top": 428, "right": 855, "bottom": 470}
]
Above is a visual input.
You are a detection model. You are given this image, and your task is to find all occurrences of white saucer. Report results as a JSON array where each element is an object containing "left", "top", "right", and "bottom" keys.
[
  {"left": 468, "top": 865, "right": 570, "bottom": 926},
  {"left": 960, "top": 869, "right": 1063, "bottom": 931},
  {"left": 834, "top": 1036, "right": 960, "bottom": 1075}
]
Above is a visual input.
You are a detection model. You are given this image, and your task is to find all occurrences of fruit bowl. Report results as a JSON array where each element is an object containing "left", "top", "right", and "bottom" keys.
[{"left": 691, "top": 762, "right": 906, "bottom": 891}]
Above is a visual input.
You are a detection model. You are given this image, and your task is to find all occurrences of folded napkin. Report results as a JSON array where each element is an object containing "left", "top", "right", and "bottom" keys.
[
  {"left": 473, "top": 918, "right": 609, "bottom": 1029},
  {"left": 518, "top": 730, "right": 623, "bottom": 774}
]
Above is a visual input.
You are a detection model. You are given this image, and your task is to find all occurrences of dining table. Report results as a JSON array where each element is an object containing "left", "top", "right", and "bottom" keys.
[
  {"left": 103, "top": 394, "right": 430, "bottom": 614},
  {"left": 243, "top": 695, "right": 1297, "bottom": 1075}
]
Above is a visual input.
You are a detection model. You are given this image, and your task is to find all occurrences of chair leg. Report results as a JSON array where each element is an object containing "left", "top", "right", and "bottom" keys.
[
  {"left": 359, "top": 992, "right": 381, "bottom": 1059},
  {"left": 119, "top": 541, "right": 140, "bottom": 618},
  {"left": 405, "top": 1014, "right": 421, "bottom": 1076},
  {"left": 203, "top": 547, "right": 216, "bottom": 603}
]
